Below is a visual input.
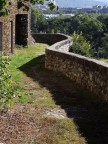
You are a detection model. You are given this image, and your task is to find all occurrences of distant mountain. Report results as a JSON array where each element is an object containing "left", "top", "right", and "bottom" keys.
[{"left": 56, "top": 0, "right": 108, "bottom": 8}]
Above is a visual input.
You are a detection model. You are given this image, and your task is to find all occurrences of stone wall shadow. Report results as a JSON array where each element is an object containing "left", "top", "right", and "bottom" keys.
[{"left": 19, "top": 55, "right": 108, "bottom": 144}]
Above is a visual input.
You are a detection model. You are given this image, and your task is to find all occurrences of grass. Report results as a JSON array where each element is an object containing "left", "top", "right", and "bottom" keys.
[
  {"left": 99, "top": 59, "right": 108, "bottom": 63},
  {"left": 102, "top": 59, "right": 108, "bottom": 63},
  {"left": 0, "top": 44, "right": 108, "bottom": 144}
]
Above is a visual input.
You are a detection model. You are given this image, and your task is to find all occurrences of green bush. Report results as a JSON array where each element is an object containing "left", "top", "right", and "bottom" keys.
[
  {"left": 0, "top": 53, "right": 15, "bottom": 110},
  {"left": 69, "top": 32, "right": 92, "bottom": 57},
  {"left": 98, "top": 33, "right": 108, "bottom": 58}
]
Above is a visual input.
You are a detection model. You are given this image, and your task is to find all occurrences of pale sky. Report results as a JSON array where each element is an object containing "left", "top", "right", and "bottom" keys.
[{"left": 96, "top": 0, "right": 108, "bottom": 2}]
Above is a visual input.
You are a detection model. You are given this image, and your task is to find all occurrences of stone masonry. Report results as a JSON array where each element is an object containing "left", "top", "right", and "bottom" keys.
[
  {"left": 34, "top": 33, "right": 108, "bottom": 102},
  {"left": 0, "top": 1, "right": 31, "bottom": 54}
]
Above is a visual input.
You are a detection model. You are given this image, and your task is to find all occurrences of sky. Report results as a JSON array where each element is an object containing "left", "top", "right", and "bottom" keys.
[{"left": 96, "top": 0, "right": 108, "bottom": 2}]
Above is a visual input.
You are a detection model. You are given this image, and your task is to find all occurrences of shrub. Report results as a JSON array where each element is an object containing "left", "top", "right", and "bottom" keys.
[
  {"left": 0, "top": 53, "right": 15, "bottom": 110},
  {"left": 69, "top": 32, "right": 92, "bottom": 57}
]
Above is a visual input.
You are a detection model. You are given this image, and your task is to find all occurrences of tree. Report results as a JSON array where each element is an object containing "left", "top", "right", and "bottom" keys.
[
  {"left": 98, "top": 33, "right": 108, "bottom": 58},
  {"left": 44, "top": 16, "right": 72, "bottom": 34},
  {"left": 69, "top": 32, "right": 92, "bottom": 57},
  {"left": 97, "top": 14, "right": 108, "bottom": 33},
  {"left": 31, "top": 8, "right": 47, "bottom": 33},
  {"left": 71, "top": 14, "right": 103, "bottom": 43},
  {"left": 0, "top": 0, "right": 57, "bottom": 16}
]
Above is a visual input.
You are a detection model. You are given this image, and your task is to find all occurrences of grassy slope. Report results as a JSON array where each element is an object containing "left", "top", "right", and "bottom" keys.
[{"left": 1, "top": 44, "right": 108, "bottom": 144}]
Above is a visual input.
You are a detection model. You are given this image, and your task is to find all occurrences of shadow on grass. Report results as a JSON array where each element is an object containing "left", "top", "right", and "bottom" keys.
[{"left": 19, "top": 55, "right": 108, "bottom": 144}]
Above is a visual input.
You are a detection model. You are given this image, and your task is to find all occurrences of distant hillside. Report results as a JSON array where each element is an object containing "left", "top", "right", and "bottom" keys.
[{"left": 56, "top": 0, "right": 108, "bottom": 8}]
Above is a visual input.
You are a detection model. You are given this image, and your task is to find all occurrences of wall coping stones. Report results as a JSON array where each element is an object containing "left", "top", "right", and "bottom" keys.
[{"left": 46, "top": 35, "right": 108, "bottom": 68}]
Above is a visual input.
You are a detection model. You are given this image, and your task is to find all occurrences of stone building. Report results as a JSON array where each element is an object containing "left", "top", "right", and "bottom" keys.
[{"left": 0, "top": 1, "right": 31, "bottom": 54}]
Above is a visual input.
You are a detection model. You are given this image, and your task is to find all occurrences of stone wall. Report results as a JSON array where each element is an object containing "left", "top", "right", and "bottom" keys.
[
  {"left": 31, "top": 33, "right": 69, "bottom": 45},
  {"left": 44, "top": 34, "right": 108, "bottom": 102}
]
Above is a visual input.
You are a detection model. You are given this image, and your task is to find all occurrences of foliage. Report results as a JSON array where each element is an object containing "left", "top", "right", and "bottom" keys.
[
  {"left": 98, "top": 33, "right": 108, "bottom": 58},
  {"left": 31, "top": 8, "right": 47, "bottom": 33},
  {"left": 47, "top": 16, "right": 72, "bottom": 34},
  {"left": 97, "top": 14, "right": 108, "bottom": 33},
  {"left": 70, "top": 14, "right": 104, "bottom": 55},
  {"left": 0, "top": 53, "right": 15, "bottom": 109},
  {"left": 69, "top": 32, "right": 92, "bottom": 57},
  {"left": 72, "top": 14, "right": 103, "bottom": 42},
  {"left": 31, "top": 13, "right": 108, "bottom": 58}
]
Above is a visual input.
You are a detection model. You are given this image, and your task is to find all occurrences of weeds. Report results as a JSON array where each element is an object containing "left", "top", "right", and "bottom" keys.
[{"left": 0, "top": 53, "right": 15, "bottom": 110}]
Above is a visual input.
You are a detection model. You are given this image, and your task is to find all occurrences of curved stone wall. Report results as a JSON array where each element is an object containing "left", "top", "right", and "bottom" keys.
[
  {"left": 31, "top": 33, "right": 71, "bottom": 45},
  {"left": 43, "top": 34, "right": 108, "bottom": 102}
]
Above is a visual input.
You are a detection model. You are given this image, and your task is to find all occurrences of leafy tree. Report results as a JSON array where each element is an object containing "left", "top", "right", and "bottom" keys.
[
  {"left": 46, "top": 16, "right": 72, "bottom": 34},
  {"left": 71, "top": 14, "right": 103, "bottom": 43},
  {"left": 98, "top": 33, "right": 108, "bottom": 58},
  {"left": 97, "top": 14, "right": 108, "bottom": 33},
  {"left": 69, "top": 32, "right": 92, "bottom": 57},
  {"left": 31, "top": 8, "right": 47, "bottom": 33}
]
